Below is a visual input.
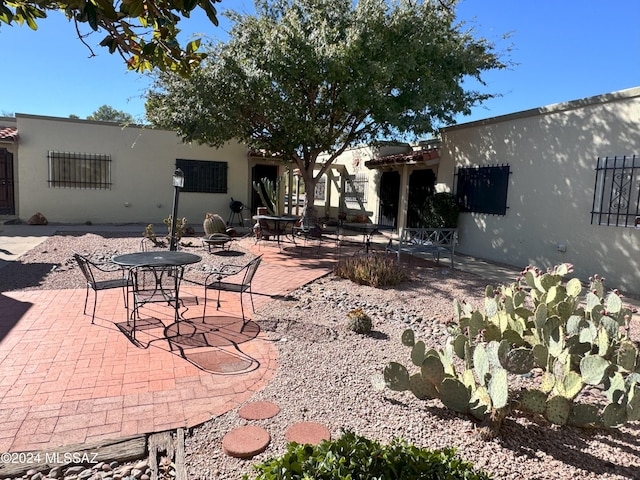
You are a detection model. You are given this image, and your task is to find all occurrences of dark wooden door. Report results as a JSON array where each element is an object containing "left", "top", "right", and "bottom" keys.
[
  {"left": 0, "top": 149, "right": 15, "bottom": 215},
  {"left": 378, "top": 171, "right": 400, "bottom": 228}
]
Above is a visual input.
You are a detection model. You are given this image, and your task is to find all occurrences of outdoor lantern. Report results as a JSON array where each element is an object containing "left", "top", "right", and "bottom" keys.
[
  {"left": 172, "top": 168, "right": 185, "bottom": 188},
  {"left": 169, "top": 168, "right": 184, "bottom": 251}
]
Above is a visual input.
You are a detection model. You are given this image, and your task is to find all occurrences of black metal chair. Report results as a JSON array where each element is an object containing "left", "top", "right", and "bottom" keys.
[
  {"left": 73, "top": 252, "right": 129, "bottom": 323},
  {"left": 203, "top": 255, "right": 263, "bottom": 322}
]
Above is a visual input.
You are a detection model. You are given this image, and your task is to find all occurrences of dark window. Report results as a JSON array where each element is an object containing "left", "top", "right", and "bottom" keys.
[
  {"left": 345, "top": 172, "right": 368, "bottom": 205},
  {"left": 455, "top": 165, "right": 510, "bottom": 215},
  {"left": 48, "top": 151, "right": 111, "bottom": 189},
  {"left": 591, "top": 155, "right": 640, "bottom": 227},
  {"left": 176, "top": 159, "right": 227, "bottom": 193}
]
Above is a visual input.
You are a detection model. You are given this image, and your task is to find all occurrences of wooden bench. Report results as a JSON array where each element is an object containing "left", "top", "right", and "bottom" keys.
[{"left": 386, "top": 228, "right": 458, "bottom": 268}]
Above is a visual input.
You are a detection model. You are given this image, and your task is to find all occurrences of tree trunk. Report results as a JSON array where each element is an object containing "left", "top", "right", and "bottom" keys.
[{"left": 301, "top": 176, "right": 318, "bottom": 228}]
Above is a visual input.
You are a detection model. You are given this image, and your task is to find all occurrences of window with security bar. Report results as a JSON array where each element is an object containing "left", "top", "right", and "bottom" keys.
[
  {"left": 591, "top": 155, "right": 640, "bottom": 227},
  {"left": 455, "top": 165, "right": 510, "bottom": 215},
  {"left": 176, "top": 159, "right": 228, "bottom": 193},
  {"left": 344, "top": 172, "right": 368, "bottom": 206},
  {"left": 48, "top": 151, "right": 111, "bottom": 189}
]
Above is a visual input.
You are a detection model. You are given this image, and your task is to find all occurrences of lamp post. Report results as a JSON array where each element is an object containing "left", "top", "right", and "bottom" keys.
[{"left": 169, "top": 168, "right": 184, "bottom": 251}]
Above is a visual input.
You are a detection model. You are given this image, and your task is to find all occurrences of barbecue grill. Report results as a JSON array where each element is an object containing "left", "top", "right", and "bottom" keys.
[{"left": 228, "top": 198, "right": 244, "bottom": 226}]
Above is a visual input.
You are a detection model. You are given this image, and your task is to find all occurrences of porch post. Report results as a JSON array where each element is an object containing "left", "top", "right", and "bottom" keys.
[{"left": 397, "top": 164, "right": 410, "bottom": 234}]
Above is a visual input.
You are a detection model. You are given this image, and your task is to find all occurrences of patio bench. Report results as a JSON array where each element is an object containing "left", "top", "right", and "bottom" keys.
[{"left": 386, "top": 227, "right": 458, "bottom": 268}]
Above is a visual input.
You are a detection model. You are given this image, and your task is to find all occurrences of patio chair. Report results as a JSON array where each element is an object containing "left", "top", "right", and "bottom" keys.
[
  {"left": 73, "top": 252, "right": 129, "bottom": 324},
  {"left": 203, "top": 255, "right": 263, "bottom": 322}
]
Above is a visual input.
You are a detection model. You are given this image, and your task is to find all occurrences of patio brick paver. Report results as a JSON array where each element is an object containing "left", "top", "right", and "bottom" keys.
[{"left": 0, "top": 239, "right": 337, "bottom": 453}]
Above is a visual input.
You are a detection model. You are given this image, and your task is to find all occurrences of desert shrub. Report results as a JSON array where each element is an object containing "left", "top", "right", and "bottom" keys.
[
  {"left": 244, "top": 431, "right": 492, "bottom": 480},
  {"left": 334, "top": 254, "right": 408, "bottom": 287},
  {"left": 421, "top": 192, "right": 460, "bottom": 228}
]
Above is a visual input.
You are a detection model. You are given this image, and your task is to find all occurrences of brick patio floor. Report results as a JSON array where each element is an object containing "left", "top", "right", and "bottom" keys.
[{"left": 0, "top": 239, "right": 341, "bottom": 453}]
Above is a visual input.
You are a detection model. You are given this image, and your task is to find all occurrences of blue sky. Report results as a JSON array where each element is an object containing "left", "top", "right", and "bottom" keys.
[{"left": 1, "top": 0, "right": 638, "bottom": 126}]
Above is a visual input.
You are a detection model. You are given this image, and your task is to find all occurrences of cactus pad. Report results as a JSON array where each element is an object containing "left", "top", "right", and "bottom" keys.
[
  {"left": 383, "top": 362, "right": 409, "bottom": 391},
  {"left": 421, "top": 355, "right": 446, "bottom": 385},
  {"left": 617, "top": 340, "right": 638, "bottom": 372},
  {"left": 411, "top": 340, "right": 426, "bottom": 367},
  {"left": 488, "top": 367, "right": 509, "bottom": 409},
  {"left": 401, "top": 329, "right": 415, "bottom": 347},
  {"left": 602, "top": 403, "right": 627, "bottom": 429},
  {"left": 627, "top": 384, "right": 640, "bottom": 422},
  {"left": 409, "top": 373, "right": 438, "bottom": 400},
  {"left": 502, "top": 347, "right": 535, "bottom": 375},
  {"left": 568, "top": 403, "right": 601, "bottom": 428},
  {"left": 473, "top": 343, "right": 490, "bottom": 387},
  {"left": 580, "top": 355, "right": 609, "bottom": 386},
  {"left": 544, "top": 395, "right": 572, "bottom": 425},
  {"left": 519, "top": 389, "right": 548, "bottom": 415},
  {"left": 439, "top": 378, "right": 471, "bottom": 414}
]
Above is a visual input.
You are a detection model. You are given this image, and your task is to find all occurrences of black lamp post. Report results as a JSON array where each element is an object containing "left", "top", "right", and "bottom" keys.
[{"left": 169, "top": 168, "right": 184, "bottom": 251}]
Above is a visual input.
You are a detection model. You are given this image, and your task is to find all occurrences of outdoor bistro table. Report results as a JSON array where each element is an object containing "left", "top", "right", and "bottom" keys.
[
  {"left": 340, "top": 223, "right": 394, "bottom": 254},
  {"left": 112, "top": 251, "right": 202, "bottom": 335},
  {"left": 252, "top": 214, "right": 300, "bottom": 247}
]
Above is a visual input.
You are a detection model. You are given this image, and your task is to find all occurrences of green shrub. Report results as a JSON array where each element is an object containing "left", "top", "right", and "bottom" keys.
[
  {"left": 334, "top": 254, "right": 408, "bottom": 287},
  {"left": 421, "top": 192, "right": 460, "bottom": 228},
  {"left": 244, "top": 431, "right": 492, "bottom": 480}
]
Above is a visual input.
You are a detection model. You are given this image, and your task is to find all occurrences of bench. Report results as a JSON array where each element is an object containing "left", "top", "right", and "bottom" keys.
[{"left": 386, "top": 228, "right": 458, "bottom": 268}]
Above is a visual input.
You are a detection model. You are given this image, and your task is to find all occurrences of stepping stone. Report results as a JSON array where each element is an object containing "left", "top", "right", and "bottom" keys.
[
  {"left": 239, "top": 401, "right": 281, "bottom": 420},
  {"left": 285, "top": 422, "right": 330, "bottom": 445},
  {"left": 222, "top": 425, "right": 271, "bottom": 459}
]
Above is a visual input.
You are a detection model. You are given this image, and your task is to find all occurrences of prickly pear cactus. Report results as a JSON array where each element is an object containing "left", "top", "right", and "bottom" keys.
[{"left": 383, "top": 263, "right": 640, "bottom": 439}]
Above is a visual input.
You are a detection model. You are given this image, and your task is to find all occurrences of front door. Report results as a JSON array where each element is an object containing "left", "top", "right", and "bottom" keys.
[
  {"left": 0, "top": 149, "right": 15, "bottom": 215},
  {"left": 407, "top": 169, "right": 436, "bottom": 227},
  {"left": 378, "top": 171, "right": 400, "bottom": 228}
]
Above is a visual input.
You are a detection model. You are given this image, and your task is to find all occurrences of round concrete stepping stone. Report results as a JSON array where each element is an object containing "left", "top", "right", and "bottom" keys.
[
  {"left": 239, "top": 401, "right": 281, "bottom": 420},
  {"left": 285, "top": 422, "right": 331, "bottom": 445},
  {"left": 222, "top": 425, "right": 271, "bottom": 459}
]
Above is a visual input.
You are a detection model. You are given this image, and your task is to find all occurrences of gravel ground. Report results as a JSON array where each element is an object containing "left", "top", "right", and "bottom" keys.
[{"left": 1, "top": 232, "right": 639, "bottom": 480}]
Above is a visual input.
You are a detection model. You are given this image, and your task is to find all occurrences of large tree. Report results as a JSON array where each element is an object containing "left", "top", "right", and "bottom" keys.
[
  {"left": 146, "top": 0, "right": 507, "bottom": 224},
  {"left": 0, "top": 0, "right": 222, "bottom": 74},
  {"left": 86, "top": 104, "right": 134, "bottom": 123}
]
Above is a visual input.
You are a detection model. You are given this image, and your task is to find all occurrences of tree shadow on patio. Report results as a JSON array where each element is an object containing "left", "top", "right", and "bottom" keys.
[{"left": 0, "top": 293, "right": 33, "bottom": 343}]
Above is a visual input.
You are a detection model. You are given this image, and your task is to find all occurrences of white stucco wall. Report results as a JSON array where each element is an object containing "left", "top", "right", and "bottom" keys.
[
  {"left": 14, "top": 114, "right": 250, "bottom": 226},
  {"left": 439, "top": 87, "right": 640, "bottom": 294}
]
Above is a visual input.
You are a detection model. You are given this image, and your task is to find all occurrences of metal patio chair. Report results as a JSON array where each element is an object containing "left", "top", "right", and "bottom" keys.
[
  {"left": 203, "top": 255, "right": 263, "bottom": 322},
  {"left": 73, "top": 252, "right": 129, "bottom": 323}
]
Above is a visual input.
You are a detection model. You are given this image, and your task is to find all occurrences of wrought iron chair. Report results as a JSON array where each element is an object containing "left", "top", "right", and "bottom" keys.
[
  {"left": 203, "top": 255, "right": 263, "bottom": 322},
  {"left": 73, "top": 252, "right": 129, "bottom": 323}
]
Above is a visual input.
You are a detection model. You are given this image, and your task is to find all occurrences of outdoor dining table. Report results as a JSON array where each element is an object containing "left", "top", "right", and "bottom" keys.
[
  {"left": 252, "top": 214, "right": 300, "bottom": 247},
  {"left": 112, "top": 251, "right": 202, "bottom": 336}
]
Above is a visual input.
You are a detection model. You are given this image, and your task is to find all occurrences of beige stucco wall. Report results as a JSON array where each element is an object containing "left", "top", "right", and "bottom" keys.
[
  {"left": 14, "top": 114, "right": 250, "bottom": 226},
  {"left": 439, "top": 87, "right": 640, "bottom": 293}
]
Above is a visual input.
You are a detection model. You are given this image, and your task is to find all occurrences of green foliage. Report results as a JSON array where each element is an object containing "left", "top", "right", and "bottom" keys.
[
  {"left": 1, "top": 0, "right": 220, "bottom": 75},
  {"left": 334, "top": 254, "right": 408, "bottom": 288},
  {"left": 147, "top": 0, "right": 507, "bottom": 223},
  {"left": 164, "top": 215, "right": 188, "bottom": 243},
  {"left": 244, "top": 430, "right": 492, "bottom": 480},
  {"left": 384, "top": 262, "right": 640, "bottom": 438},
  {"left": 86, "top": 105, "right": 134, "bottom": 124},
  {"left": 252, "top": 176, "right": 283, "bottom": 216},
  {"left": 420, "top": 192, "right": 460, "bottom": 228},
  {"left": 346, "top": 307, "right": 372, "bottom": 334},
  {"left": 142, "top": 224, "right": 165, "bottom": 247}
]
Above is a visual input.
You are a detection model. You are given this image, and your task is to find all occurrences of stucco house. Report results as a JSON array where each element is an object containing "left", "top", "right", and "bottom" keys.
[
  {"left": 2, "top": 86, "right": 639, "bottom": 293},
  {"left": 0, "top": 114, "right": 286, "bottom": 228},
  {"left": 317, "top": 87, "right": 640, "bottom": 294}
]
